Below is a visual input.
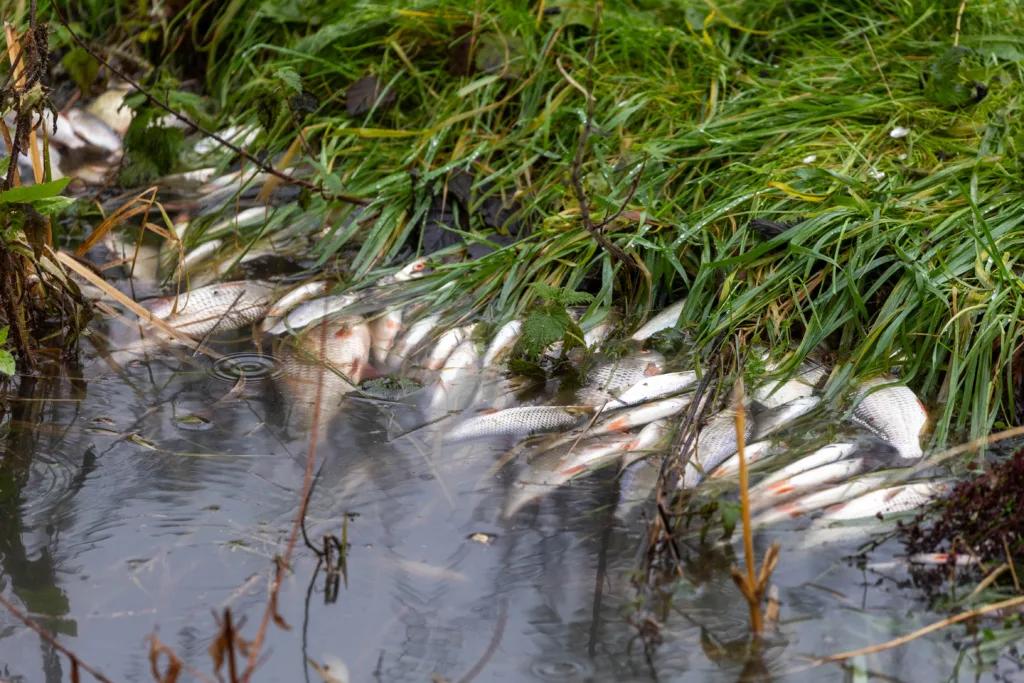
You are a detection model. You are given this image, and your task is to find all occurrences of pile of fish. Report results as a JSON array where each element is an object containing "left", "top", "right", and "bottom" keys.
[{"left": 110, "top": 262, "right": 948, "bottom": 535}]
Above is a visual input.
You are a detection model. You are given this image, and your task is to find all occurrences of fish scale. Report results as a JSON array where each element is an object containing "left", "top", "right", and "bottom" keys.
[
  {"left": 146, "top": 280, "right": 274, "bottom": 337},
  {"left": 851, "top": 377, "right": 927, "bottom": 459},
  {"left": 820, "top": 480, "right": 954, "bottom": 521},
  {"left": 577, "top": 352, "right": 665, "bottom": 405},
  {"left": 446, "top": 405, "right": 593, "bottom": 442}
]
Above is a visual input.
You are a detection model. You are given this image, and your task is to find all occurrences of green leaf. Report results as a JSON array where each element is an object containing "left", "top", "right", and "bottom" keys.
[
  {"left": 529, "top": 282, "right": 594, "bottom": 307},
  {"left": 720, "top": 501, "right": 741, "bottom": 539},
  {"left": 0, "top": 156, "right": 9, "bottom": 177},
  {"left": 30, "top": 196, "right": 76, "bottom": 216},
  {"left": 121, "top": 110, "right": 185, "bottom": 186},
  {"left": 62, "top": 47, "right": 99, "bottom": 92},
  {"left": 274, "top": 66, "right": 303, "bottom": 95},
  {"left": 516, "top": 306, "right": 571, "bottom": 358},
  {"left": 0, "top": 325, "right": 8, "bottom": 345},
  {"left": 0, "top": 349, "right": 14, "bottom": 377},
  {"left": 0, "top": 178, "right": 71, "bottom": 204}
]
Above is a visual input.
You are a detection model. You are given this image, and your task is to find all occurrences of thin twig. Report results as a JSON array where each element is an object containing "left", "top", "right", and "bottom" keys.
[
  {"left": 0, "top": 593, "right": 113, "bottom": 683},
  {"left": 732, "top": 375, "right": 762, "bottom": 633},
  {"left": 568, "top": 2, "right": 637, "bottom": 274},
  {"left": 455, "top": 598, "right": 508, "bottom": 683},
  {"left": 47, "top": 5, "right": 369, "bottom": 207},
  {"left": 820, "top": 595, "right": 1024, "bottom": 663},
  {"left": 954, "top": 0, "right": 968, "bottom": 46}
]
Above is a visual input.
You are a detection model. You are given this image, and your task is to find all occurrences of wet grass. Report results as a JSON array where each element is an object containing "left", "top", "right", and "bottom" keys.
[{"left": 35, "top": 0, "right": 1024, "bottom": 447}]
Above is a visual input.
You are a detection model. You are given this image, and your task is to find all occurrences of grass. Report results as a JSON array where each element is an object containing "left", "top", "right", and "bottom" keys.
[{"left": 22, "top": 0, "right": 1024, "bottom": 448}]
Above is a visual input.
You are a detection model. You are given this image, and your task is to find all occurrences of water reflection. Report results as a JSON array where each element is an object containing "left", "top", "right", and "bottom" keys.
[{"left": 0, "top": 328, "right": 1005, "bottom": 682}]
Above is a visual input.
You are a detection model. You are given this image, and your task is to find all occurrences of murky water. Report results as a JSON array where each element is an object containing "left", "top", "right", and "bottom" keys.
[{"left": 0, "top": 315, "right": 1020, "bottom": 682}]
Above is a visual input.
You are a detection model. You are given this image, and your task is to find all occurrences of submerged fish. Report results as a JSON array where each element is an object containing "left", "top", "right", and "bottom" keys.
[
  {"left": 261, "top": 280, "right": 330, "bottom": 332},
  {"left": 616, "top": 454, "right": 664, "bottom": 519},
  {"left": 276, "top": 318, "right": 372, "bottom": 429},
  {"left": 423, "top": 324, "right": 476, "bottom": 372},
  {"left": 429, "top": 339, "right": 480, "bottom": 411},
  {"left": 749, "top": 457, "right": 880, "bottom": 512},
  {"left": 369, "top": 308, "right": 405, "bottom": 367},
  {"left": 750, "top": 474, "right": 891, "bottom": 526},
  {"left": 631, "top": 299, "right": 685, "bottom": 341},
  {"left": 601, "top": 371, "right": 697, "bottom": 411},
  {"left": 502, "top": 434, "right": 637, "bottom": 518},
  {"left": 267, "top": 293, "right": 361, "bottom": 335},
  {"left": 481, "top": 319, "right": 522, "bottom": 368},
  {"left": 751, "top": 442, "right": 859, "bottom": 491},
  {"left": 145, "top": 280, "right": 274, "bottom": 337},
  {"left": 819, "top": 480, "right": 953, "bottom": 521},
  {"left": 709, "top": 440, "right": 779, "bottom": 480},
  {"left": 593, "top": 395, "right": 692, "bottom": 435},
  {"left": 387, "top": 313, "right": 442, "bottom": 371},
  {"left": 850, "top": 377, "right": 928, "bottom": 459},
  {"left": 65, "top": 108, "right": 123, "bottom": 155},
  {"left": 446, "top": 406, "right": 594, "bottom": 443}
]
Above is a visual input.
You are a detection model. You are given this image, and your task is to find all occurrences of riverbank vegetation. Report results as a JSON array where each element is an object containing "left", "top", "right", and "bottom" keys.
[{"left": 11, "top": 0, "right": 1024, "bottom": 446}]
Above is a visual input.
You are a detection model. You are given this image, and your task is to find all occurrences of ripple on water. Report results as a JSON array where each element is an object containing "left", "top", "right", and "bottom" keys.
[
  {"left": 531, "top": 660, "right": 594, "bottom": 681},
  {"left": 209, "top": 352, "right": 282, "bottom": 383}
]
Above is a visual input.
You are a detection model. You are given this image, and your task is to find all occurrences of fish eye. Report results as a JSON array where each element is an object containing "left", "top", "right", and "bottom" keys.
[{"left": 413, "top": 263, "right": 425, "bottom": 271}]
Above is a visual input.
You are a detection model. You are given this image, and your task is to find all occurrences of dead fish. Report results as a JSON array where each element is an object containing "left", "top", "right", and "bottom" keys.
[
  {"left": 631, "top": 299, "right": 685, "bottom": 341},
  {"left": 446, "top": 406, "right": 594, "bottom": 443},
  {"left": 176, "top": 239, "right": 224, "bottom": 275},
  {"left": 819, "top": 480, "right": 954, "bottom": 521},
  {"left": 84, "top": 85, "right": 134, "bottom": 135},
  {"left": 850, "top": 377, "right": 928, "bottom": 459},
  {"left": 502, "top": 434, "right": 637, "bottom": 518},
  {"left": 358, "top": 376, "right": 423, "bottom": 401},
  {"left": 261, "top": 280, "right": 330, "bottom": 332},
  {"left": 749, "top": 457, "right": 879, "bottom": 512},
  {"left": 378, "top": 257, "right": 433, "bottom": 285},
  {"left": 601, "top": 371, "right": 697, "bottom": 411},
  {"left": 387, "top": 313, "right": 442, "bottom": 371},
  {"left": 619, "top": 418, "right": 675, "bottom": 469},
  {"left": 276, "top": 318, "right": 372, "bottom": 429},
  {"left": 582, "top": 308, "right": 621, "bottom": 349},
  {"left": 369, "top": 308, "right": 405, "bottom": 366},
  {"left": 754, "top": 363, "right": 828, "bottom": 409},
  {"left": 423, "top": 324, "right": 476, "bottom": 372},
  {"left": 429, "top": 339, "right": 480, "bottom": 411},
  {"left": 204, "top": 206, "right": 272, "bottom": 238},
  {"left": 593, "top": 395, "right": 691, "bottom": 435},
  {"left": 615, "top": 454, "right": 664, "bottom": 519},
  {"left": 65, "top": 108, "right": 123, "bottom": 156},
  {"left": 267, "top": 293, "right": 361, "bottom": 335},
  {"left": 145, "top": 280, "right": 274, "bottom": 336},
  {"left": 750, "top": 474, "right": 891, "bottom": 526},
  {"left": 481, "top": 319, "right": 522, "bottom": 368},
  {"left": 683, "top": 396, "right": 821, "bottom": 487},
  {"left": 709, "top": 440, "right": 779, "bottom": 480},
  {"left": 682, "top": 409, "right": 755, "bottom": 488},
  {"left": 577, "top": 351, "right": 665, "bottom": 405},
  {"left": 193, "top": 124, "right": 260, "bottom": 156},
  {"left": 751, "top": 442, "right": 859, "bottom": 491}
]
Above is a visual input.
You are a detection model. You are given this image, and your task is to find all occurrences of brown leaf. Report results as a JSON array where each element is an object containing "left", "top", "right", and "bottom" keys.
[
  {"left": 148, "top": 633, "right": 183, "bottom": 683},
  {"left": 346, "top": 76, "right": 396, "bottom": 117}
]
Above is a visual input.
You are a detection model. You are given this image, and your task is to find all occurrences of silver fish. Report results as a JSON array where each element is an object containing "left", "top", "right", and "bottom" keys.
[
  {"left": 615, "top": 455, "right": 664, "bottom": 519},
  {"left": 751, "top": 442, "right": 859, "bottom": 490},
  {"left": 593, "top": 395, "right": 691, "bottom": 435},
  {"left": 177, "top": 239, "right": 223, "bottom": 274},
  {"left": 502, "top": 435, "right": 637, "bottom": 518},
  {"left": 481, "top": 319, "right": 522, "bottom": 367},
  {"left": 368, "top": 308, "right": 405, "bottom": 367},
  {"left": 267, "top": 293, "right": 360, "bottom": 335},
  {"left": 850, "top": 377, "right": 928, "bottom": 459},
  {"left": 751, "top": 474, "right": 891, "bottom": 526},
  {"left": 709, "top": 440, "right": 779, "bottom": 480},
  {"left": 205, "top": 206, "right": 272, "bottom": 238},
  {"left": 601, "top": 371, "right": 697, "bottom": 411},
  {"left": 820, "top": 480, "right": 953, "bottom": 521},
  {"left": 749, "top": 457, "right": 877, "bottom": 512},
  {"left": 631, "top": 299, "right": 685, "bottom": 341},
  {"left": 193, "top": 124, "right": 260, "bottom": 155},
  {"left": 446, "top": 406, "right": 594, "bottom": 443},
  {"left": 754, "top": 363, "right": 827, "bottom": 409},
  {"left": 387, "top": 313, "right": 442, "bottom": 371},
  {"left": 379, "top": 257, "right": 432, "bottom": 284},
  {"left": 619, "top": 419, "right": 675, "bottom": 469},
  {"left": 754, "top": 396, "right": 821, "bottom": 439},
  {"left": 682, "top": 409, "right": 754, "bottom": 488},
  {"left": 423, "top": 324, "right": 476, "bottom": 372},
  {"left": 276, "top": 318, "right": 372, "bottom": 431},
  {"left": 582, "top": 308, "right": 621, "bottom": 349},
  {"left": 429, "top": 339, "right": 480, "bottom": 411},
  {"left": 145, "top": 280, "right": 274, "bottom": 336},
  {"left": 84, "top": 86, "right": 133, "bottom": 135},
  {"left": 577, "top": 351, "right": 665, "bottom": 405},
  {"left": 261, "top": 280, "right": 330, "bottom": 332},
  {"left": 65, "top": 108, "right": 122, "bottom": 155}
]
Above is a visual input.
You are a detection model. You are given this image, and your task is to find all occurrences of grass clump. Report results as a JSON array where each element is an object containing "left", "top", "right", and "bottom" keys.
[{"left": 31, "top": 0, "right": 1024, "bottom": 447}]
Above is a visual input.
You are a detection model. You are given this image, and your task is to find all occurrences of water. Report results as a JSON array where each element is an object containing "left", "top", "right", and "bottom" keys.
[{"left": 0, "top": 316, "right": 1020, "bottom": 682}]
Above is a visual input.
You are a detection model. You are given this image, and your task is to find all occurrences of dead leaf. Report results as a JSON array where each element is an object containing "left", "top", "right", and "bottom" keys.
[{"left": 346, "top": 76, "right": 396, "bottom": 117}]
